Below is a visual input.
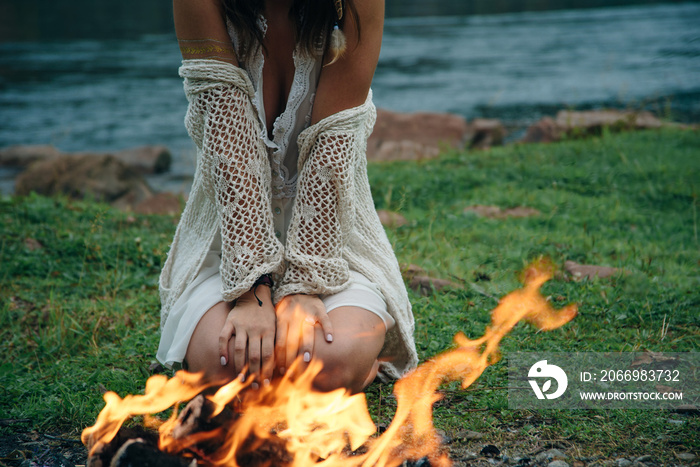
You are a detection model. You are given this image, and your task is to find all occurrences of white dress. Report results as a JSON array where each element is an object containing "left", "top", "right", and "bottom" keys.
[{"left": 157, "top": 20, "right": 398, "bottom": 371}]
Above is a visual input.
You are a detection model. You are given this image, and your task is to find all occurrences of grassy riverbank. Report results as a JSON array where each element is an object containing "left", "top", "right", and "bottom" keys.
[{"left": 1, "top": 128, "right": 698, "bottom": 465}]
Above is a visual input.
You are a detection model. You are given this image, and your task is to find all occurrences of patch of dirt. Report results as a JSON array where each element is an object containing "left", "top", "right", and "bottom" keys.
[
  {"left": 0, "top": 430, "right": 87, "bottom": 467},
  {"left": 463, "top": 205, "right": 541, "bottom": 219}
]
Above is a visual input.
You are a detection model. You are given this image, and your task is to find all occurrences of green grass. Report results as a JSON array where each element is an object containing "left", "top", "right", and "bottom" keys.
[{"left": 1, "top": 127, "right": 698, "bottom": 464}]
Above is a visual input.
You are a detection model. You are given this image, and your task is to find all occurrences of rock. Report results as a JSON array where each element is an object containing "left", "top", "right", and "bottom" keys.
[
  {"left": 556, "top": 110, "right": 662, "bottom": 135},
  {"left": 537, "top": 449, "right": 569, "bottom": 463},
  {"left": 15, "top": 154, "right": 153, "bottom": 208},
  {"left": 401, "top": 264, "right": 426, "bottom": 280},
  {"left": 675, "top": 452, "right": 696, "bottom": 461},
  {"left": 134, "top": 192, "right": 182, "bottom": 215},
  {"left": 634, "top": 455, "right": 653, "bottom": 463},
  {"left": 464, "top": 205, "right": 502, "bottom": 218},
  {"left": 436, "top": 429, "right": 451, "bottom": 444},
  {"left": 521, "top": 109, "right": 663, "bottom": 143},
  {"left": 615, "top": 458, "right": 632, "bottom": 467},
  {"left": 456, "top": 430, "right": 485, "bottom": 440},
  {"left": 0, "top": 144, "right": 61, "bottom": 167},
  {"left": 24, "top": 238, "right": 43, "bottom": 251},
  {"left": 409, "top": 275, "right": 459, "bottom": 296},
  {"left": 673, "top": 404, "right": 699, "bottom": 415},
  {"left": 148, "top": 361, "right": 166, "bottom": 374},
  {"left": 631, "top": 351, "right": 679, "bottom": 366},
  {"left": 372, "top": 140, "right": 440, "bottom": 161},
  {"left": 480, "top": 444, "right": 500, "bottom": 458},
  {"left": 367, "top": 108, "right": 470, "bottom": 161},
  {"left": 377, "top": 210, "right": 408, "bottom": 228},
  {"left": 522, "top": 110, "right": 663, "bottom": 144},
  {"left": 548, "top": 461, "right": 570, "bottom": 467},
  {"left": 463, "top": 205, "right": 541, "bottom": 219},
  {"left": 1, "top": 144, "right": 171, "bottom": 174},
  {"left": 470, "top": 118, "right": 506, "bottom": 149},
  {"left": 522, "top": 116, "right": 562, "bottom": 143},
  {"left": 112, "top": 145, "right": 172, "bottom": 174},
  {"left": 564, "top": 260, "right": 620, "bottom": 279},
  {"left": 401, "top": 264, "right": 459, "bottom": 295}
]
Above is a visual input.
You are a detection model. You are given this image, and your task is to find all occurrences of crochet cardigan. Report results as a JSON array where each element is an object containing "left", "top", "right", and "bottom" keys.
[{"left": 159, "top": 59, "right": 418, "bottom": 379}]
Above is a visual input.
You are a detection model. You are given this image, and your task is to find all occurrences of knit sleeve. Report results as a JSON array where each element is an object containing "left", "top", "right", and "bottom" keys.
[
  {"left": 182, "top": 60, "right": 285, "bottom": 301},
  {"left": 273, "top": 98, "right": 376, "bottom": 301}
]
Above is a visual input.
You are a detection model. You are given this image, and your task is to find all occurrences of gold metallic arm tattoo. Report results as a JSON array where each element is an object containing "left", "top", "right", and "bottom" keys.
[{"left": 178, "top": 38, "right": 236, "bottom": 61}]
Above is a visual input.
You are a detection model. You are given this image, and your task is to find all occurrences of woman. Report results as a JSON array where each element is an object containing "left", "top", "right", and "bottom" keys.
[{"left": 157, "top": 0, "right": 417, "bottom": 393}]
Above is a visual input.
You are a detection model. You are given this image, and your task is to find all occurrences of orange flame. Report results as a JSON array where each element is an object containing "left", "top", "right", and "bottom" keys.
[{"left": 82, "top": 260, "right": 577, "bottom": 466}]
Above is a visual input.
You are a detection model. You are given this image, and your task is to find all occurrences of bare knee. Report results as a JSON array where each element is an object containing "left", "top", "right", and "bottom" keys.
[
  {"left": 310, "top": 307, "right": 386, "bottom": 393},
  {"left": 312, "top": 354, "right": 378, "bottom": 394},
  {"left": 185, "top": 302, "right": 238, "bottom": 385}
]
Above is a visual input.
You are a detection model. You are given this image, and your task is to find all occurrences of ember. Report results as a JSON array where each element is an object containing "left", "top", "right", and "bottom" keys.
[{"left": 82, "top": 260, "right": 577, "bottom": 467}]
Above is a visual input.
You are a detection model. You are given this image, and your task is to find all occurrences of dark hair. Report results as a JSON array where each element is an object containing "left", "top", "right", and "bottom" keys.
[{"left": 221, "top": 0, "right": 359, "bottom": 58}]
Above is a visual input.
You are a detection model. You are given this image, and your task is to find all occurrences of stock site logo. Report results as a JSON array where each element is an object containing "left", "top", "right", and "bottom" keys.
[{"left": 528, "top": 360, "right": 568, "bottom": 400}]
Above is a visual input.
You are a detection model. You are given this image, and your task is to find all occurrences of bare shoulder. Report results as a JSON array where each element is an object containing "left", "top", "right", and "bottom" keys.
[
  {"left": 331, "top": 0, "right": 384, "bottom": 75},
  {"left": 353, "top": 0, "right": 385, "bottom": 30},
  {"left": 173, "top": 0, "right": 237, "bottom": 64},
  {"left": 311, "top": 0, "right": 385, "bottom": 123}
]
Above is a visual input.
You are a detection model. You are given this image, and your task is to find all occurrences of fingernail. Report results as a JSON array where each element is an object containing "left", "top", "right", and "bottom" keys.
[
  {"left": 220, "top": 356, "right": 227, "bottom": 366},
  {"left": 279, "top": 367, "right": 286, "bottom": 375},
  {"left": 238, "top": 372, "right": 246, "bottom": 382},
  {"left": 263, "top": 379, "right": 270, "bottom": 387},
  {"left": 251, "top": 382, "right": 259, "bottom": 390},
  {"left": 304, "top": 352, "right": 311, "bottom": 363},
  {"left": 326, "top": 333, "right": 333, "bottom": 342}
]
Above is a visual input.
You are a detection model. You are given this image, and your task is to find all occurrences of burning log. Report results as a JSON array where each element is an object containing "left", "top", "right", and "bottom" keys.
[
  {"left": 110, "top": 438, "right": 196, "bottom": 467},
  {"left": 86, "top": 426, "right": 160, "bottom": 467},
  {"left": 83, "top": 260, "right": 577, "bottom": 467}
]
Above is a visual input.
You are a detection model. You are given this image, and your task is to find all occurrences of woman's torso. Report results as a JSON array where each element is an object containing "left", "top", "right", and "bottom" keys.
[{"left": 227, "top": 16, "right": 324, "bottom": 204}]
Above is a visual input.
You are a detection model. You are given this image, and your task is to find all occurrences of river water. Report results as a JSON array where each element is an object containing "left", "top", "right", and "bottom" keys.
[{"left": 0, "top": 2, "right": 698, "bottom": 193}]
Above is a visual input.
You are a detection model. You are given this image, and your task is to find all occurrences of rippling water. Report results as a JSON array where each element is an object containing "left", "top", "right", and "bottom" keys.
[{"left": 0, "top": 2, "right": 698, "bottom": 193}]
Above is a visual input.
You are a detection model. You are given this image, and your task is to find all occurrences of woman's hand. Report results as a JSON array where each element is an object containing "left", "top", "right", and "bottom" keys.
[
  {"left": 219, "top": 286, "right": 276, "bottom": 387},
  {"left": 275, "top": 294, "right": 334, "bottom": 375}
]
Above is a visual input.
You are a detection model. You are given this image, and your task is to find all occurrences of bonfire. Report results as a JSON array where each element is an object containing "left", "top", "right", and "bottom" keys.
[{"left": 82, "top": 260, "right": 577, "bottom": 467}]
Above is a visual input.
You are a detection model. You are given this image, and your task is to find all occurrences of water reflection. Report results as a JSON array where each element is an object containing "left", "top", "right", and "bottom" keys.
[
  {"left": 384, "top": 0, "right": 690, "bottom": 18},
  {"left": 0, "top": 0, "right": 692, "bottom": 41},
  {"left": 0, "top": 1, "right": 698, "bottom": 194}
]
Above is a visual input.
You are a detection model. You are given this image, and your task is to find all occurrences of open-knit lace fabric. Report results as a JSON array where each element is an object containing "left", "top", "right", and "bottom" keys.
[
  {"left": 159, "top": 59, "right": 417, "bottom": 379},
  {"left": 160, "top": 60, "right": 285, "bottom": 309},
  {"left": 275, "top": 125, "right": 359, "bottom": 298},
  {"left": 227, "top": 16, "right": 321, "bottom": 200}
]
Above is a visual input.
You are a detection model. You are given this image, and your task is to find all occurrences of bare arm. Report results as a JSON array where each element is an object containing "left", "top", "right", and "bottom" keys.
[
  {"left": 173, "top": 0, "right": 239, "bottom": 65},
  {"left": 174, "top": 0, "right": 280, "bottom": 383},
  {"left": 311, "top": 0, "right": 384, "bottom": 123},
  {"left": 274, "top": 1, "right": 382, "bottom": 370}
]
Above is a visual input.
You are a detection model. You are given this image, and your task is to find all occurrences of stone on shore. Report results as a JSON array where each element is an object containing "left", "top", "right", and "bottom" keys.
[
  {"left": 15, "top": 154, "right": 153, "bottom": 209},
  {"left": 0, "top": 145, "right": 62, "bottom": 167},
  {"left": 469, "top": 118, "right": 507, "bottom": 149},
  {"left": 0, "top": 144, "right": 171, "bottom": 174},
  {"left": 134, "top": 192, "right": 183, "bottom": 216},
  {"left": 367, "top": 109, "right": 470, "bottom": 161},
  {"left": 110, "top": 145, "right": 172, "bottom": 174},
  {"left": 372, "top": 140, "right": 440, "bottom": 161},
  {"left": 523, "top": 109, "right": 663, "bottom": 143},
  {"left": 522, "top": 116, "right": 562, "bottom": 143}
]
